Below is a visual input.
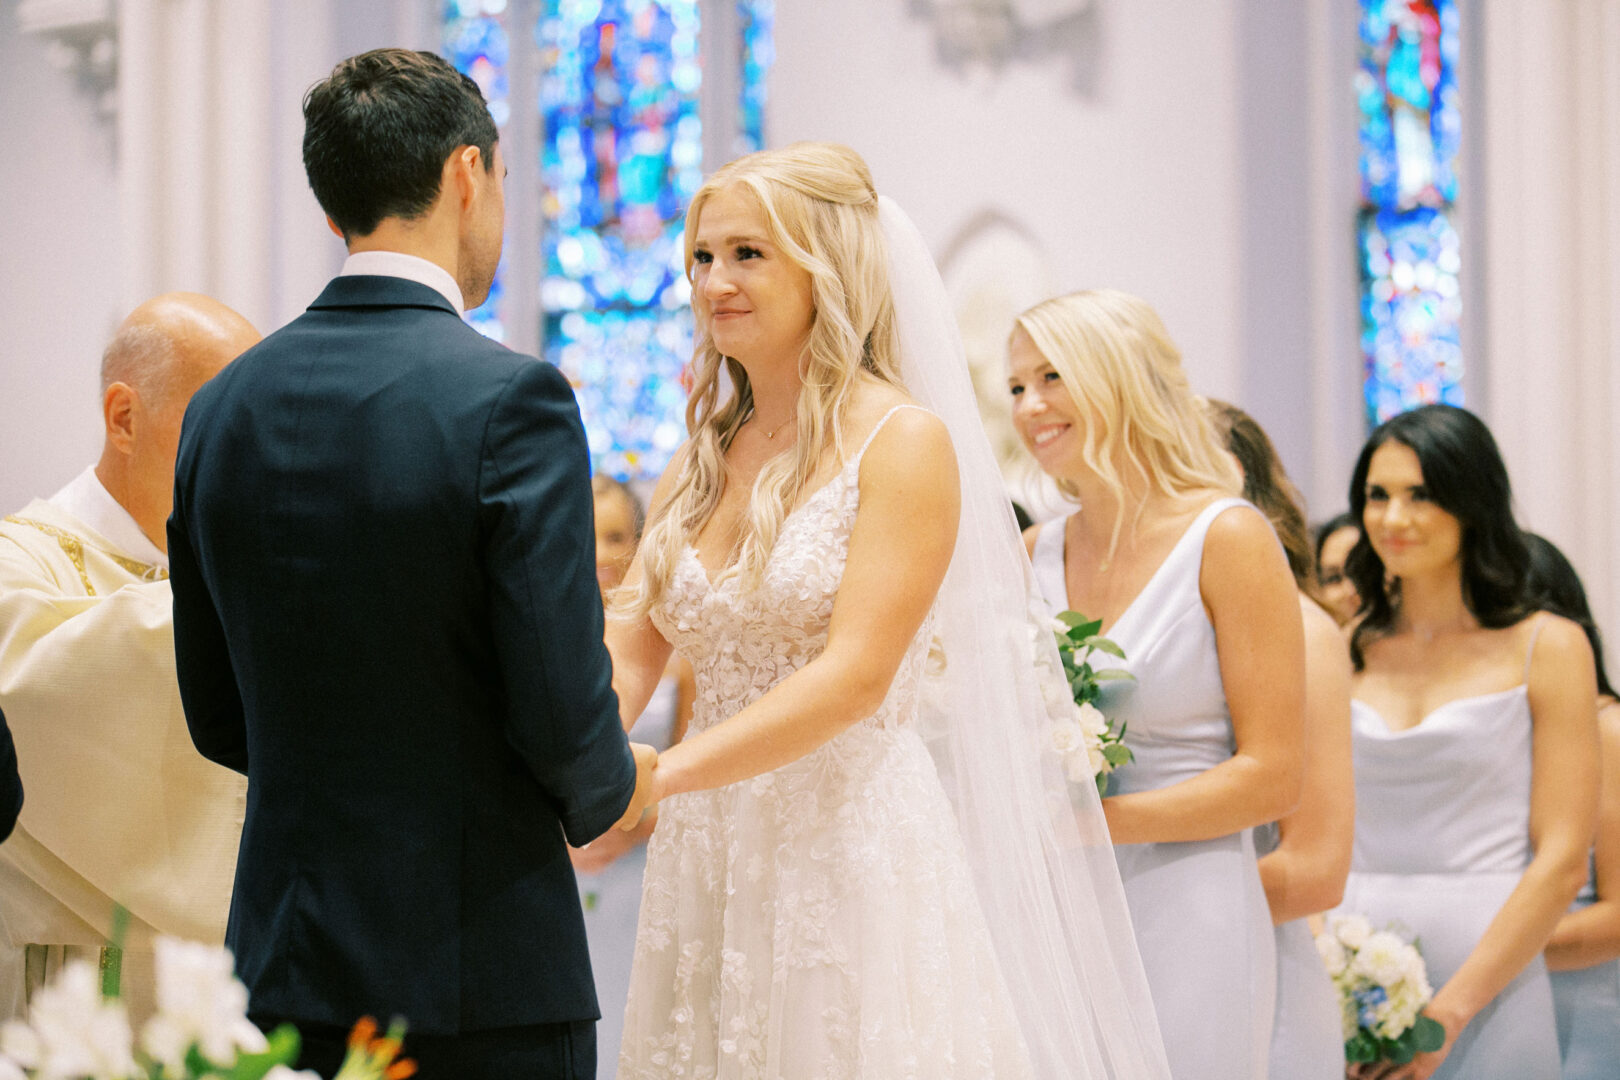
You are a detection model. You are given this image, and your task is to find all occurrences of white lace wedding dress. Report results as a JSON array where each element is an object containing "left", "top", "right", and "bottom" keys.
[{"left": 617, "top": 409, "right": 1034, "bottom": 1080}]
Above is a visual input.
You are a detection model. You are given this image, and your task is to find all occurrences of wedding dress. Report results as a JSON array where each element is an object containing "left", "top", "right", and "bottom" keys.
[
  {"left": 616, "top": 198, "right": 1169, "bottom": 1080},
  {"left": 618, "top": 406, "right": 1032, "bottom": 1078}
]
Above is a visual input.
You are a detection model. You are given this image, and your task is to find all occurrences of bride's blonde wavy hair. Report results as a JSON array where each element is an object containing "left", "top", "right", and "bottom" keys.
[
  {"left": 1015, "top": 289, "right": 1242, "bottom": 556},
  {"left": 621, "top": 142, "right": 901, "bottom": 618}
]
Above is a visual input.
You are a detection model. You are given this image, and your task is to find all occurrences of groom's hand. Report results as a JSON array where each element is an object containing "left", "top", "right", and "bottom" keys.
[{"left": 614, "top": 742, "right": 660, "bottom": 831}]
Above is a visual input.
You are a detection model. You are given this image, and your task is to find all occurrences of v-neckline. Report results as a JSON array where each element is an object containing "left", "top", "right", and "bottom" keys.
[
  {"left": 686, "top": 455, "right": 860, "bottom": 587},
  {"left": 1058, "top": 498, "right": 1232, "bottom": 642}
]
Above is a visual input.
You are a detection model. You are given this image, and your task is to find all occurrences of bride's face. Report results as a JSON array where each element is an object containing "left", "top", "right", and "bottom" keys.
[
  {"left": 691, "top": 185, "right": 815, "bottom": 369},
  {"left": 1007, "top": 328, "right": 1091, "bottom": 479}
]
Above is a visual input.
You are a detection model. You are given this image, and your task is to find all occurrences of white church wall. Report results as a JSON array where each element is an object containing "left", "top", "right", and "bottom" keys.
[{"left": 0, "top": 4, "right": 122, "bottom": 511}]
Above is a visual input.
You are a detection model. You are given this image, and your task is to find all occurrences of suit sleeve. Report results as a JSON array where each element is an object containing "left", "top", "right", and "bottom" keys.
[
  {"left": 479, "top": 360, "right": 636, "bottom": 846},
  {"left": 0, "top": 705, "right": 21, "bottom": 843},
  {"left": 168, "top": 427, "right": 250, "bottom": 775}
]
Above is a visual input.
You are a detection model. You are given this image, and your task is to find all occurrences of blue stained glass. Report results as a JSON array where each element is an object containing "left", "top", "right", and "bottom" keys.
[
  {"left": 1357, "top": 0, "right": 1459, "bottom": 212},
  {"left": 441, "top": 1, "right": 772, "bottom": 478},
  {"left": 1358, "top": 0, "right": 1462, "bottom": 427},
  {"left": 539, "top": 0, "right": 773, "bottom": 481},
  {"left": 1358, "top": 206, "right": 1463, "bottom": 424},
  {"left": 444, "top": 1, "right": 511, "bottom": 342},
  {"left": 739, "top": 0, "right": 774, "bottom": 154}
]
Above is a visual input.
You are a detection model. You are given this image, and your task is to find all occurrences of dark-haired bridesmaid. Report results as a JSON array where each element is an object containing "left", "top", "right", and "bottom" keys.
[
  {"left": 1523, "top": 534, "right": 1620, "bottom": 1079},
  {"left": 1339, "top": 405, "right": 1597, "bottom": 1080}
]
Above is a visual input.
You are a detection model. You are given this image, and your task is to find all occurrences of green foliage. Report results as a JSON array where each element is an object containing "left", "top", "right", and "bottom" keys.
[
  {"left": 226, "top": 1026, "right": 302, "bottom": 1080},
  {"left": 1342, "top": 1011, "right": 1445, "bottom": 1067}
]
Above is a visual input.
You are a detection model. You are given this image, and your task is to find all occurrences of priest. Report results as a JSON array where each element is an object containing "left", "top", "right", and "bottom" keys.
[{"left": 0, "top": 293, "right": 259, "bottom": 1019}]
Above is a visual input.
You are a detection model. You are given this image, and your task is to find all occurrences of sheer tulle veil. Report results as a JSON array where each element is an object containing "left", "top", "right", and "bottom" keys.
[{"left": 878, "top": 196, "right": 1171, "bottom": 1079}]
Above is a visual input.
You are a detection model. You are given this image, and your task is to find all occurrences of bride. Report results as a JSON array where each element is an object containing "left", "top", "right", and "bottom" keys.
[{"left": 604, "top": 142, "right": 1169, "bottom": 1079}]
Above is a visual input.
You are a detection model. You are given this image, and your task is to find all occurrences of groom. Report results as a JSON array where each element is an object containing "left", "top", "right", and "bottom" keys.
[{"left": 168, "top": 49, "right": 655, "bottom": 1079}]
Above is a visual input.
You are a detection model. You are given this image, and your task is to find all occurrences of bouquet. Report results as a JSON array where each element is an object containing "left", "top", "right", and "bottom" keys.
[
  {"left": 0, "top": 935, "right": 415, "bottom": 1080},
  {"left": 1047, "top": 611, "right": 1135, "bottom": 797},
  {"left": 1316, "top": 913, "right": 1446, "bottom": 1067}
]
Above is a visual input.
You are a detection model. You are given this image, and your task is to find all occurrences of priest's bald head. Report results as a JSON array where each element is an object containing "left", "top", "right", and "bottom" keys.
[{"left": 96, "top": 293, "right": 259, "bottom": 554}]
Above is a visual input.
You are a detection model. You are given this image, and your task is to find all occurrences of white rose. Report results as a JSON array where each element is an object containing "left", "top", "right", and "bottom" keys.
[
  {"left": 1050, "top": 717, "right": 1084, "bottom": 755},
  {"left": 266, "top": 1067, "right": 323, "bottom": 1080},
  {"left": 1086, "top": 739, "right": 1108, "bottom": 777},
  {"left": 1351, "top": 930, "right": 1411, "bottom": 988},
  {"left": 1332, "top": 913, "right": 1374, "bottom": 950},
  {"left": 1076, "top": 701, "right": 1109, "bottom": 738},
  {"left": 1314, "top": 932, "right": 1349, "bottom": 977},
  {"left": 1040, "top": 670, "right": 1074, "bottom": 713},
  {"left": 1062, "top": 747, "right": 1095, "bottom": 785}
]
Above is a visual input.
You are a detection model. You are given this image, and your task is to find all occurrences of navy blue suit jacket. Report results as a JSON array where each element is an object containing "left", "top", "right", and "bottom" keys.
[{"left": 168, "top": 275, "right": 635, "bottom": 1035}]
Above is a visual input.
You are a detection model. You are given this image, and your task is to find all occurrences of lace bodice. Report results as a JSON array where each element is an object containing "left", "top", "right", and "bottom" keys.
[{"left": 650, "top": 428, "right": 935, "bottom": 752}]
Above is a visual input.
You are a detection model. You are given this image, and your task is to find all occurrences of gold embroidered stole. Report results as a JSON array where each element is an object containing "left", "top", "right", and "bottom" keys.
[{"left": 2, "top": 516, "right": 168, "bottom": 595}]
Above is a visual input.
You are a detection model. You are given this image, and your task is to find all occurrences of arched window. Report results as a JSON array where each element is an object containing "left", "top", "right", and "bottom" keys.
[
  {"left": 442, "top": 0, "right": 774, "bottom": 480},
  {"left": 1355, "top": 0, "right": 1462, "bottom": 426}
]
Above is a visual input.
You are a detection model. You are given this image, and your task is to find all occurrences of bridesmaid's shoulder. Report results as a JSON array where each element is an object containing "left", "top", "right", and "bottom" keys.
[
  {"left": 1522, "top": 610, "right": 1592, "bottom": 667},
  {"left": 1201, "top": 495, "right": 1288, "bottom": 568}
]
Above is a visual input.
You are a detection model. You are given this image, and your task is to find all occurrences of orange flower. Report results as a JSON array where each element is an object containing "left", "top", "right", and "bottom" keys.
[{"left": 347, "top": 1016, "right": 378, "bottom": 1050}]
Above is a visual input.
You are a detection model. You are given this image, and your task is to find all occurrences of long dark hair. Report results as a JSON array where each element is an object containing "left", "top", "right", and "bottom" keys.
[
  {"left": 1207, "top": 400, "right": 1313, "bottom": 591},
  {"left": 1524, "top": 533, "right": 1616, "bottom": 699},
  {"left": 1346, "top": 405, "right": 1530, "bottom": 668},
  {"left": 1313, "top": 511, "right": 1358, "bottom": 568}
]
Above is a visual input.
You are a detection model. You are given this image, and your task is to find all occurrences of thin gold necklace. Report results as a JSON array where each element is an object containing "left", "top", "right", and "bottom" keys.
[{"left": 749, "top": 409, "right": 794, "bottom": 439}]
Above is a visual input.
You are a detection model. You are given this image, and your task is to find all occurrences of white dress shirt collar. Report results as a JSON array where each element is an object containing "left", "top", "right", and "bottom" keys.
[
  {"left": 48, "top": 466, "right": 168, "bottom": 571},
  {"left": 339, "top": 251, "right": 465, "bottom": 314}
]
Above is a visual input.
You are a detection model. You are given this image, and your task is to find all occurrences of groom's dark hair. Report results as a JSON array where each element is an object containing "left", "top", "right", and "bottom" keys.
[{"left": 302, "top": 48, "right": 498, "bottom": 240}]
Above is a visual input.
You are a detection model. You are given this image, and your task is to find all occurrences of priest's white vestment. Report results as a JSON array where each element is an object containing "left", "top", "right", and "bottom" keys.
[{"left": 0, "top": 468, "right": 246, "bottom": 1019}]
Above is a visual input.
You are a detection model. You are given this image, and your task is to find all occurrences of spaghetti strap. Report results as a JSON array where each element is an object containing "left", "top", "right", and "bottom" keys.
[
  {"left": 851, "top": 403, "right": 929, "bottom": 466},
  {"left": 1523, "top": 614, "right": 1548, "bottom": 682}
]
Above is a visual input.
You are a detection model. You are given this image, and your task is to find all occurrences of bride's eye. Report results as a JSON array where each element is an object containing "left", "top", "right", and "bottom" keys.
[
  {"left": 693, "top": 249, "right": 713, "bottom": 265},
  {"left": 736, "top": 245, "right": 763, "bottom": 260},
  {"left": 1008, "top": 383, "right": 1024, "bottom": 397}
]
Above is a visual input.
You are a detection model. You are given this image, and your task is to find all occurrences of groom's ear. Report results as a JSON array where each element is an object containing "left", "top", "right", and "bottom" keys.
[
  {"left": 449, "top": 145, "right": 482, "bottom": 211},
  {"left": 325, "top": 216, "right": 344, "bottom": 240}
]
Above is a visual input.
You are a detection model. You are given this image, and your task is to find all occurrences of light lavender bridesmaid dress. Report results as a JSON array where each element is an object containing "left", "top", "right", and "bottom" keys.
[{"left": 1033, "top": 498, "right": 1276, "bottom": 1080}]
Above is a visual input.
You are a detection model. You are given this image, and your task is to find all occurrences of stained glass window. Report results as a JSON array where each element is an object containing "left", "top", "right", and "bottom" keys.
[
  {"left": 443, "top": 0, "right": 512, "bottom": 343},
  {"left": 444, "top": 0, "right": 773, "bottom": 480},
  {"left": 1356, "top": 0, "right": 1462, "bottom": 425}
]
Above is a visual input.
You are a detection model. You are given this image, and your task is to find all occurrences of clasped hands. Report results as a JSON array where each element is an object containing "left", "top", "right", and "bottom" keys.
[{"left": 613, "top": 741, "right": 662, "bottom": 831}]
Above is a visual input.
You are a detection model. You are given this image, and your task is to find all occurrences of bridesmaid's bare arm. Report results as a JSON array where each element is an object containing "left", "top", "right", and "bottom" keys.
[
  {"left": 1102, "top": 505, "right": 1306, "bottom": 845},
  {"left": 1545, "top": 698, "right": 1620, "bottom": 970},
  {"left": 1257, "top": 597, "right": 1354, "bottom": 924}
]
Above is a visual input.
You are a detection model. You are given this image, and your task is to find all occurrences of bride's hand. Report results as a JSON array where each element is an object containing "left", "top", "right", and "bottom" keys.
[
  {"left": 614, "top": 742, "right": 661, "bottom": 830},
  {"left": 571, "top": 826, "right": 639, "bottom": 874}
]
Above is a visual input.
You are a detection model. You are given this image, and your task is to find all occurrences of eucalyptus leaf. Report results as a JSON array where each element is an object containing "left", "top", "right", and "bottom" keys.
[
  {"left": 1344, "top": 1033, "right": 1379, "bottom": 1063},
  {"left": 1102, "top": 743, "right": 1133, "bottom": 766},
  {"left": 1083, "top": 638, "right": 1127, "bottom": 659},
  {"left": 1412, "top": 1014, "right": 1445, "bottom": 1052},
  {"left": 1055, "top": 611, "right": 1088, "bottom": 629},
  {"left": 1092, "top": 669, "right": 1135, "bottom": 682}
]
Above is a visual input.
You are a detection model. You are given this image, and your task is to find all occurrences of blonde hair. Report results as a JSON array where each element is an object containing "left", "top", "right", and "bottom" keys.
[
  {"left": 622, "top": 142, "right": 902, "bottom": 618},
  {"left": 1014, "top": 289, "right": 1241, "bottom": 554}
]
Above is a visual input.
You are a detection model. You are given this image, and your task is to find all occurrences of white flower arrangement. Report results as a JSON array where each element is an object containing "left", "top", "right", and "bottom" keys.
[
  {"left": 1046, "top": 612, "right": 1135, "bottom": 797},
  {"left": 1316, "top": 913, "right": 1445, "bottom": 1066},
  {"left": 0, "top": 933, "right": 414, "bottom": 1080}
]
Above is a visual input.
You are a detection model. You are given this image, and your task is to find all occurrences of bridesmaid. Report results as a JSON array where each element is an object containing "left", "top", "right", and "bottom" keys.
[
  {"left": 1209, "top": 401, "right": 1354, "bottom": 1080},
  {"left": 1011, "top": 290, "right": 1304, "bottom": 1080},
  {"left": 571, "top": 476, "right": 692, "bottom": 1080},
  {"left": 1339, "top": 405, "right": 1597, "bottom": 1080},
  {"left": 1524, "top": 534, "right": 1620, "bottom": 1079},
  {"left": 1314, "top": 511, "right": 1362, "bottom": 626}
]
